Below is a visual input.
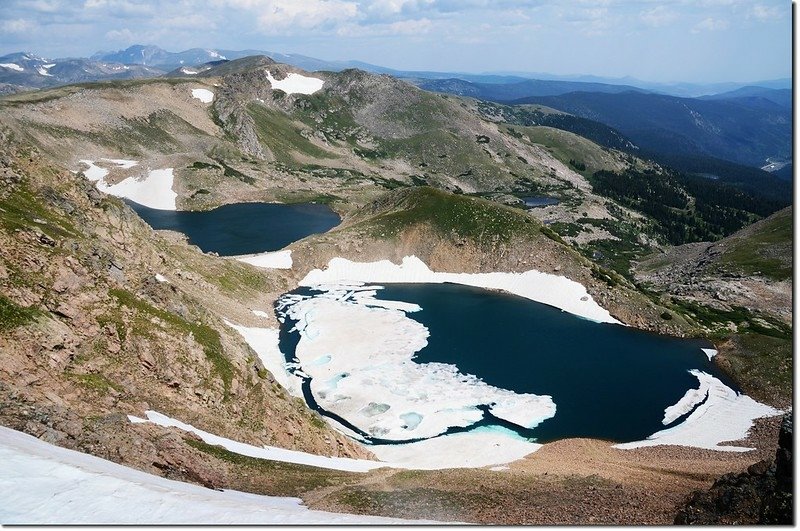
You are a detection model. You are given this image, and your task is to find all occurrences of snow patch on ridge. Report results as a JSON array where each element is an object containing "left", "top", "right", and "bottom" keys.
[
  {"left": 265, "top": 70, "right": 324, "bottom": 95},
  {"left": 78, "top": 160, "right": 177, "bottom": 210},
  {"left": 615, "top": 370, "right": 781, "bottom": 452},
  {"left": 191, "top": 88, "right": 214, "bottom": 103},
  {"left": 0, "top": 63, "right": 23, "bottom": 72},
  {"left": 235, "top": 250, "right": 293, "bottom": 269}
]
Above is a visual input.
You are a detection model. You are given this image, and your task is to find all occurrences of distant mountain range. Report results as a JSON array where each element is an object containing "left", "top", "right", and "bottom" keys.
[
  {"left": 0, "top": 44, "right": 791, "bottom": 182},
  {"left": 513, "top": 90, "right": 791, "bottom": 171}
]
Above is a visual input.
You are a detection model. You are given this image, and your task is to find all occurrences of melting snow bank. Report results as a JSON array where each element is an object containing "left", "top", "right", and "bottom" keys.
[
  {"left": 129, "top": 411, "right": 385, "bottom": 472},
  {"left": 301, "top": 256, "right": 620, "bottom": 324},
  {"left": 0, "top": 426, "right": 421, "bottom": 524},
  {"left": 266, "top": 70, "right": 324, "bottom": 95},
  {"left": 368, "top": 427, "right": 542, "bottom": 470},
  {"left": 191, "top": 88, "right": 214, "bottom": 103},
  {"left": 0, "top": 63, "right": 24, "bottom": 72},
  {"left": 235, "top": 249, "right": 293, "bottom": 269},
  {"left": 615, "top": 370, "right": 782, "bottom": 452},
  {"left": 277, "top": 284, "right": 556, "bottom": 442},
  {"left": 79, "top": 160, "right": 177, "bottom": 210},
  {"left": 224, "top": 320, "right": 300, "bottom": 396}
]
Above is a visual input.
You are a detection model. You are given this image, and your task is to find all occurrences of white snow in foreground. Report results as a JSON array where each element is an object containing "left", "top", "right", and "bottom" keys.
[
  {"left": 224, "top": 320, "right": 300, "bottom": 396},
  {"left": 154, "top": 273, "right": 169, "bottom": 283},
  {"left": 265, "top": 70, "right": 324, "bottom": 95},
  {"left": 0, "top": 426, "right": 421, "bottom": 524},
  {"left": 129, "top": 410, "right": 386, "bottom": 473},
  {"left": 78, "top": 160, "right": 177, "bottom": 211},
  {"left": 701, "top": 348, "right": 718, "bottom": 361},
  {"left": 615, "top": 370, "right": 781, "bottom": 452},
  {"left": 191, "top": 88, "right": 214, "bottom": 103},
  {"left": 235, "top": 249, "right": 293, "bottom": 269},
  {"left": 301, "top": 256, "right": 620, "bottom": 324},
  {"left": 0, "top": 63, "right": 23, "bottom": 72},
  {"left": 278, "top": 285, "right": 556, "bottom": 442}
]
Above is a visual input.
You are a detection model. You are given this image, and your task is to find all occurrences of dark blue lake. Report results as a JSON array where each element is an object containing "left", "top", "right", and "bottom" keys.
[
  {"left": 279, "top": 283, "right": 731, "bottom": 445},
  {"left": 128, "top": 201, "right": 340, "bottom": 256},
  {"left": 522, "top": 196, "right": 560, "bottom": 208}
]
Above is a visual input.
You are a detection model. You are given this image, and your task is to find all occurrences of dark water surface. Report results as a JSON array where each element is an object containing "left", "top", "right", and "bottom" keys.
[
  {"left": 279, "top": 283, "right": 732, "bottom": 445},
  {"left": 128, "top": 201, "right": 340, "bottom": 256},
  {"left": 522, "top": 196, "right": 560, "bottom": 208}
]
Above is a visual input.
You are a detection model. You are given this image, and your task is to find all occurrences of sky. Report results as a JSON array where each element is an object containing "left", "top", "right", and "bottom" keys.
[{"left": 0, "top": 0, "right": 792, "bottom": 83}]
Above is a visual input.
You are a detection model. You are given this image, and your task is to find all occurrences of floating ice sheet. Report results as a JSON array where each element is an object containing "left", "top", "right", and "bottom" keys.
[{"left": 279, "top": 284, "right": 556, "bottom": 442}]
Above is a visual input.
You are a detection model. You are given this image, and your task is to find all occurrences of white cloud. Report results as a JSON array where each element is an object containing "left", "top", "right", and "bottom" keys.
[
  {"left": 0, "top": 18, "right": 36, "bottom": 33},
  {"left": 691, "top": 17, "right": 729, "bottom": 33},
  {"left": 640, "top": 5, "right": 678, "bottom": 27},
  {"left": 338, "top": 17, "right": 432, "bottom": 36},
  {"left": 104, "top": 27, "right": 136, "bottom": 42},
  {"left": 749, "top": 3, "right": 782, "bottom": 21},
  {"left": 216, "top": 0, "right": 358, "bottom": 33}
]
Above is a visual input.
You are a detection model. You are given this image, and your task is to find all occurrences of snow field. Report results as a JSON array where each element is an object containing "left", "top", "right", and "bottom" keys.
[{"left": 265, "top": 70, "right": 324, "bottom": 95}]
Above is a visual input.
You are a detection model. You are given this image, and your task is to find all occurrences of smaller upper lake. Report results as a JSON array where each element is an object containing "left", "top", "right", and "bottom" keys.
[
  {"left": 128, "top": 201, "right": 340, "bottom": 256},
  {"left": 522, "top": 196, "right": 560, "bottom": 208}
]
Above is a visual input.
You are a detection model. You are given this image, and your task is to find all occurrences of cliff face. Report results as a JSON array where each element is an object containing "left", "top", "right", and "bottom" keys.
[{"left": 675, "top": 414, "right": 793, "bottom": 525}]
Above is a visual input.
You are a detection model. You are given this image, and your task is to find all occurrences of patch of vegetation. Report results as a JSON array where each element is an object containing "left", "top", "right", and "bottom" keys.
[
  {"left": 717, "top": 209, "right": 792, "bottom": 281},
  {"left": 360, "top": 187, "right": 540, "bottom": 245},
  {"left": 185, "top": 439, "right": 359, "bottom": 496},
  {"left": 590, "top": 169, "right": 775, "bottom": 245},
  {"left": 0, "top": 294, "right": 39, "bottom": 331},
  {"left": 66, "top": 372, "right": 123, "bottom": 394},
  {"left": 720, "top": 333, "right": 792, "bottom": 402},
  {"left": 212, "top": 158, "right": 256, "bottom": 184},
  {"left": 669, "top": 298, "right": 791, "bottom": 340},
  {"left": 108, "top": 288, "right": 234, "bottom": 396},
  {"left": 188, "top": 161, "right": 221, "bottom": 171},
  {"left": 247, "top": 103, "right": 337, "bottom": 165},
  {"left": 0, "top": 182, "right": 78, "bottom": 241}
]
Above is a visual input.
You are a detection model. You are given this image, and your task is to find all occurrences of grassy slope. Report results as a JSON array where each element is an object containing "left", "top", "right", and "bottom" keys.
[{"left": 717, "top": 207, "right": 792, "bottom": 281}]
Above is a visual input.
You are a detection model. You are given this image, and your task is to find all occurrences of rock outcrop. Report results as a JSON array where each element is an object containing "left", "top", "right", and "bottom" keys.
[{"left": 674, "top": 413, "right": 793, "bottom": 525}]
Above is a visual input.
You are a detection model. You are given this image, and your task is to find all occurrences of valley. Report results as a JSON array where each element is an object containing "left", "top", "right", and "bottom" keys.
[{"left": 0, "top": 50, "right": 792, "bottom": 525}]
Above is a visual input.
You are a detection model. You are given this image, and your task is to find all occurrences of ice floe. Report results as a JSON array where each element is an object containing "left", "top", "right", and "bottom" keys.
[
  {"left": 224, "top": 320, "right": 300, "bottom": 396},
  {"left": 265, "top": 70, "right": 324, "bottom": 95},
  {"left": 278, "top": 285, "right": 556, "bottom": 442},
  {"left": 300, "top": 256, "right": 620, "bottom": 324},
  {"left": 235, "top": 249, "right": 293, "bottom": 269},
  {"left": 0, "top": 425, "right": 424, "bottom": 524},
  {"left": 191, "top": 88, "right": 214, "bottom": 103},
  {"left": 78, "top": 160, "right": 177, "bottom": 210},
  {"left": 614, "top": 370, "right": 782, "bottom": 452},
  {"left": 0, "top": 63, "right": 23, "bottom": 72}
]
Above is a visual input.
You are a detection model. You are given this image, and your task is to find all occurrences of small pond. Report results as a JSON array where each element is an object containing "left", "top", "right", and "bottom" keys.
[
  {"left": 521, "top": 196, "right": 560, "bottom": 208},
  {"left": 128, "top": 201, "right": 340, "bottom": 256}
]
